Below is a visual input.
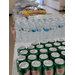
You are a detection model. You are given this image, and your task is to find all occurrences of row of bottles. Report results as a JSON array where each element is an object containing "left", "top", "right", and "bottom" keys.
[{"left": 15, "top": 14, "right": 65, "bottom": 32}]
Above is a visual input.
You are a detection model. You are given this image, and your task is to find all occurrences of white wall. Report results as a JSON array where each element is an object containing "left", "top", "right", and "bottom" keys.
[
  {"left": 44, "top": 0, "right": 47, "bottom": 5},
  {"left": 44, "top": 0, "right": 65, "bottom": 10},
  {"left": 47, "top": 0, "right": 60, "bottom": 10}
]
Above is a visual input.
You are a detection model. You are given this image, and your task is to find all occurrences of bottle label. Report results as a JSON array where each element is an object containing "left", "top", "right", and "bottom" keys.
[
  {"left": 56, "top": 67, "right": 65, "bottom": 75},
  {"left": 24, "top": 70, "right": 30, "bottom": 75},
  {"left": 32, "top": 70, "right": 40, "bottom": 75},
  {"left": 44, "top": 68, "right": 53, "bottom": 75}
]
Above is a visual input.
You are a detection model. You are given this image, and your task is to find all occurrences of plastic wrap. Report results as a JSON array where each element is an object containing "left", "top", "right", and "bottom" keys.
[
  {"left": 12, "top": 14, "right": 65, "bottom": 75},
  {"left": 12, "top": 0, "right": 39, "bottom": 15}
]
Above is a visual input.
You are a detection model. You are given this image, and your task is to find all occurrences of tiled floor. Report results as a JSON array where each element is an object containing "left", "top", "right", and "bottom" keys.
[{"left": 9, "top": 5, "right": 65, "bottom": 75}]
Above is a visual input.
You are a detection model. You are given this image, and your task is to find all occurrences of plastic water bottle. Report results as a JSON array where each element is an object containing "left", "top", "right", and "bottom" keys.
[
  {"left": 58, "top": 18, "right": 65, "bottom": 28},
  {"left": 40, "top": 18, "right": 44, "bottom": 23},
  {"left": 29, "top": 18, "right": 34, "bottom": 23},
  {"left": 59, "top": 14, "right": 62, "bottom": 17},
  {"left": 44, "top": 21, "right": 50, "bottom": 31},
  {"left": 43, "top": 17, "right": 47, "bottom": 23},
  {"left": 32, "top": 22, "right": 37, "bottom": 32},
  {"left": 51, "top": 16, "right": 56, "bottom": 21},
  {"left": 22, "top": 17, "right": 27, "bottom": 22},
  {"left": 62, "top": 14, "right": 65, "bottom": 25},
  {"left": 37, "top": 22, "right": 43, "bottom": 32},
  {"left": 46, "top": 17, "right": 50, "bottom": 21},
  {"left": 15, "top": 20, "right": 21, "bottom": 30},
  {"left": 34, "top": 18, "right": 38, "bottom": 23},
  {"left": 54, "top": 19, "right": 58, "bottom": 29},
  {"left": 50, "top": 21, "right": 56, "bottom": 30},
  {"left": 63, "top": 14, "right": 65, "bottom": 20},
  {"left": 22, "top": 20, "right": 26, "bottom": 30},
  {"left": 48, "top": 20, "right": 51, "bottom": 25},
  {"left": 15, "top": 20, "right": 18, "bottom": 30},
  {"left": 49, "top": 15, "right": 52, "bottom": 21},
  {"left": 29, "top": 22, "right": 35, "bottom": 32},
  {"left": 23, "top": 21, "right": 30, "bottom": 32},
  {"left": 57, "top": 14, "right": 62, "bottom": 21},
  {"left": 20, "top": 22, "right": 24, "bottom": 31},
  {"left": 33, "top": 19, "right": 39, "bottom": 31}
]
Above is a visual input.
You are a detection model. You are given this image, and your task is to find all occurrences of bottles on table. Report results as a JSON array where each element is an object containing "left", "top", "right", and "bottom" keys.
[{"left": 15, "top": 14, "right": 65, "bottom": 32}]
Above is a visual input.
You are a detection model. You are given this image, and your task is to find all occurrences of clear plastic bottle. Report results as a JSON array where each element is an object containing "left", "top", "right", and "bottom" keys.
[
  {"left": 55, "top": 14, "right": 62, "bottom": 28},
  {"left": 50, "top": 21, "right": 56, "bottom": 30},
  {"left": 49, "top": 15, "right": 52, "bottom": 21},
  {"left": 48, "top": 20, "right": 51, "bottom": 25},
  {"left": 55, "top": 19, "right": 58, "bottom": 29},
  {"left": 15, "top": 20, "right": 19, "bottom": 30},
  {"left": 34, "top": 18, "right": 38, "bottom": 23},
  {"left": 37, "top": 22, "right": 43, "bottom": 32},
  {"left": 32, "top": 22, "right": 37, "bottom": 32},
  {"left": 40, "top": 18, "right": 44, "bottom": 23},
  {"left": 15, "top": 20, "right": 22, "bottom": 30},
  {"left": 62, "top": 14, "right": 65, "bottom": 26},
  {"left": 29, "top": 18, "right": 34, "bottom": 23},
  {"left": 22, "top": 17, "right": 27, "bottom": 23},
  {"left": 57, "top": 14, "right": 62, "bottom": 21},
  {"left": 51, "top": 16, "right": 56, "bottom": 21},
  {"left": 19, "top": 18, "right": 24, "bottom": 31},
  {"left": 44, "top": 21, "right": 50, "bottom": 31},
  {"left": 63, "top": 14, "right": 65, "bottom": 20},
  {"left": 23, "top": 20, "right": 29, "bottom": 32},
  {"left": 20, "top": 19, "right": 25, "bottom": 31},
  {"left": 34, "top": 19, "right": 39, "bottom": 31},
  {"left": 58, "top": 18, "right": 65, "bottom": 28},
  {"left": 46, "top": 17, "right": 50, "bottom": 21}
]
